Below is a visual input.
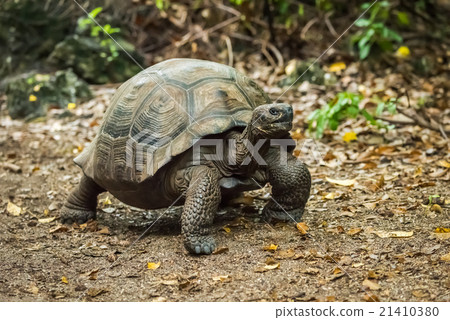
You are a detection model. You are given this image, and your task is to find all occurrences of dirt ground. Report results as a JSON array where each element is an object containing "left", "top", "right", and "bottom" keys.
[{"left": 0, "top": 82, "right": 449, "bottom": 302}]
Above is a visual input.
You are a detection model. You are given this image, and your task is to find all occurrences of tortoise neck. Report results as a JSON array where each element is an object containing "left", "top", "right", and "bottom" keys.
[{"left": 239, "top": 124, "right": 261, "bottom": 145}]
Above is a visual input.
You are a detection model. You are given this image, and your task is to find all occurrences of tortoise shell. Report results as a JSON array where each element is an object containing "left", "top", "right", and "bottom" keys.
[{"left": 75, "top": 58, "right": 271, "bottom": 186}]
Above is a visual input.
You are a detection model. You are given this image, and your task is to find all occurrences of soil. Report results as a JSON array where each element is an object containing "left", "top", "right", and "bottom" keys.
[{"left": 0, "top": 84, "right": 449, "bottom": 302}]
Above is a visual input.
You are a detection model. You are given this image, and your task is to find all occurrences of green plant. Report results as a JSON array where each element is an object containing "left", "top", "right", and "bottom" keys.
[
  {"left": 48, "top": 6, "right": 142, "bottom": 83},
  {"left": 307, "top": 92, "right": 397, "bottom": 139},
  {"left": 351, "top": 1, "right": 403, "bottom": 59},
  {"left": 5, "top": 69, "right": 92, "bottom": 120},
  {"left": 155, "top": 0, "right": 170, "bottom": 11},
  {"left": 230, "top": 0, "right": 307, "bottom": 28},
  {"left": 76, "top": 7, "right": 122, "bottom": 62}
]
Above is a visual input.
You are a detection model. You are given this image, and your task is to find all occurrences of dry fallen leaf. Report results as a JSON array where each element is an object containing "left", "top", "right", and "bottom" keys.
[
  {"left": 347, "top": 228, "right": 362, "bottom": 236},
  {"left": 255, "top": 258, "right": 280, "bottom": 273},
  {"left": 413, "top": 166, "right": 423, "bottom": 178},
  {"left": 263, "top": 244, "right": 278, "bottom": 252},
  {"left": 212, "top": 247, "right": 229, "bottom": 255},
  {"left": 363, "top": 293, "right": 380, "bottom": 302},
  {"left": 98, "top": 227, "right": 110, "bottom": 234},
  {"left": 88, "top": 269, "right": 99, "bottom": 280},
  {"left": 430, "top": 204, "right": 443, "bottom": 213},
  {"left": 326, "top": 177, "right": 356, "bottom": 186},
  {"left": 147, "top": 261, "right": 161, "bottom": 270},
  {"left": 212, "top": 275, "right": 231, "bottom": 282},
  {"left": 274, "top": 248, "right": 296, "bottom": 259},
  {"left": 301, "top": 267, "right": 320, "bottom": 275},
  {"left": 375, "top": 230, "right": 414, "bottom": 238},
  {"left": 333, "top": 267, "right": 343, "bottom": 275},
  {"left": 440, "top": 253, "right": 450, "bottom": 262},
  {"left": 296, "top": 222, "right": 309, "bottom": 234},
  {"left": 49, "top": 225, "right": 69, "bottom": 233},
  {"left": 87, "top": 288, "right": 107, "bottom": 297},
  {"left": 102, "top": 197, "right": 112, "bottom": 206},
  {"left": 362, "top": 162, "right": 377, "bottom": 170},
  {"left": 437, "top": 160, "right": 450, "bottom": 168},
  {"left": 7, "top": 201, "right": 22, "bottom": 216},
  {"left": 27, "top": 283, "right": 39, "bottom": 295},
  {"left": 264, "top": 261, "right": 280, "bottom": 270},
  {"left": 324, "top": 192, "right": 336, "bottom": 200},
  {"left": 362, "top": 279, "right": 381, "bottom": 290},
  {"left": 412, "top": 290, "right": 428, "bottom": 298},
  {"left": 61, "top": 276, "right": 68, "bottom": 284},
  {"left": 363, "top": 202, "right": 377, "bottom": 210},
  {"left": 38, "top": 217, "right": 56, "bottom": 224}
]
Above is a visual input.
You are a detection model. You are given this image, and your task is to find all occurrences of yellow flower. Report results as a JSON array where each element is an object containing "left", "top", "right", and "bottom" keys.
[
  {"left": 329, "top": 62, "right": 346, "bottom": 72},
  {"left": 29, "top": 94, "right": 37, "bottom": 102},
  {"left": 396, "top": 46, "right": 410, "bottom": 58},
  {"left": 343, "top": 131, "right": 357, "bottom": 142},
  {"left": 67, "top": 103, "right": 76, "bottom": 110}
]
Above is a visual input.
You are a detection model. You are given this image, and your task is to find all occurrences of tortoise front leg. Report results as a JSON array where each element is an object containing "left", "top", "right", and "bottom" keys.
[
  {"left": 61, "top": 175, "right": 105, "bottom": 224},
  {"left": 263, "top": 153, "right": 311, "bottom": 222},
  {"left": 181, "top": 166, "right": 221, "bottom": 255}
]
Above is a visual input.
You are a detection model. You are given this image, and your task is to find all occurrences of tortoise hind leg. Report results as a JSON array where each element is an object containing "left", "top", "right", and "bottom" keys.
[
  {"left": 61, "top": 175, "right": 105, "bottom": 224},
  {"left": 181, "top": 166, "right": 221, "bottom": 255}
]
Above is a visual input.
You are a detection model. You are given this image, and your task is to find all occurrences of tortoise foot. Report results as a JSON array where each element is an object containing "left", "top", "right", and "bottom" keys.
[
  {"left": 263, "top": 204, "right": 304, "bottom": 223},
  {"left": 61, "top": 205, "right": 96, "bottom": 224},
  {"left": 184, "top": 235, "right": 216, "bottom": 255}
]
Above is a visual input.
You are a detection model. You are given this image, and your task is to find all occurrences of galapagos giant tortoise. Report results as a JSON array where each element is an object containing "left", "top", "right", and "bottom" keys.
[{"left": 62, "top": 58, "right": 311, "bottom": 254}]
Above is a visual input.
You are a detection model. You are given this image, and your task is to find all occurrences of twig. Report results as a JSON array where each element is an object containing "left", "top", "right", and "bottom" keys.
[
  {"left": 216, "top": 3, "right": 241, "bottom": 17},
  {"left": 395, "top": 90, "right": 450, "bottom": 139},
  {"left": 375, "top": 116, "right": 415, "bottom": 126},
  {"left": 175, "top": 16, "right": 240, "bottom": 48},
  {"left": 261, "top": 41, "right": 277, "bottom": 69},
  {"left": 300, "top": 18, "right": 318, "bottom": 39},
  {"left": 222, "top": 35, "right": 234, "bottom": 66},
  {"left": 266, "top": 42, "right": 284, "bottom": 68},
  {"left": 324, "top": 12, "right": 338, "bottom": 37}
]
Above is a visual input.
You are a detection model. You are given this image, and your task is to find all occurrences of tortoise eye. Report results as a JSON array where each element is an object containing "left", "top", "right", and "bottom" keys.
[{"left": 269, "top": 108, "right": 279, "bottom": 116}]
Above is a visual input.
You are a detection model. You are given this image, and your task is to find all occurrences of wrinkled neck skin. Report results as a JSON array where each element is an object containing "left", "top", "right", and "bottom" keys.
[{"left": 213, "top": 124, "right": 271, "bottom": 177}]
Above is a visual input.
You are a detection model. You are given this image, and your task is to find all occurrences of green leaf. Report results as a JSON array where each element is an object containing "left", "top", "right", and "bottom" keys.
[
  {"left": 89, "top": 7, "right": 103, "bottom": 19},
  {"left": 329, "top": 118, "right": 339, "bottom": 130},
  {"left": 355, "top": 19, "right": 370, "bottom": 27},
  {"left": 376, "top": 102, "right": 385, "bottom": 116},
  {"left": 358, "top": 29, "right": 375, "bottom": 50},
  {"left": 316, "top": 114, "right": 326, "bottom": 139},
  {"left": 387, "top": 29, "right": 403, "bottom": 42},
  {"left": 361, "top": 109, "right": 377, "bottom": 125},
  {"left": 359, "top": 42, "right": 372, "bottom": 59},
  {"left": 396, "top": 11, "right": 410, "bottom": 26},
  {"left": 298, "top": 4, "right": 304, "bottom": 16},
  {"left": 346, "top": 105, "right": 360, "bottom": 118}
]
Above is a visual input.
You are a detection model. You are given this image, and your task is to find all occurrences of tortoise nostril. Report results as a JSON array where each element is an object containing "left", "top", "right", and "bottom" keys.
[{"left": 269, "top": 108, "right": 279, "bottom": 116}]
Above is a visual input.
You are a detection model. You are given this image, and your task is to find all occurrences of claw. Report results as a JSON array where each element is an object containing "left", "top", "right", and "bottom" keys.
[
  {"left": 185, "top": 236, "right": 216, "bottom": 255},
  {"left": 61, "top": 206, "right": 96, "bottom": 225}
]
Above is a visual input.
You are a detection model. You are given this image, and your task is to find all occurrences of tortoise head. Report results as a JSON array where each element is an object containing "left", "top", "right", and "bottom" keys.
[{"left": 250, "top": 103, "right": 293, "bottom": 138}]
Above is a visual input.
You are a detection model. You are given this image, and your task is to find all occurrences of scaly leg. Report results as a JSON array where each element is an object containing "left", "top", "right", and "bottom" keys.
[
  {"left": 61, "top": 175, "right": 104, "bottom": 224},
  {"left": 181, "top": 166, "right": 221, "bottom": 254},
  {"left": 263, "top": 153, "right": 311, "bottom": 222}
]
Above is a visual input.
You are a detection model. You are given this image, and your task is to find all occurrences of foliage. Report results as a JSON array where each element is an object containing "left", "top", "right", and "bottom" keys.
[
  {"left": 0, "top": 0, "right": 78, "bottom": 78},
  {"left": 76, "top": 7, "right": 122, "bottom": 62},
  {"left": 308, "top": 92, "right": 397, "bottom": 139},
  {"left": 48, "top": 7, "right": 142, "bottom": 84},
  {"left": 5, "top": 69, "right": 92, "bottom": 120},
  {"left": 351, "top": 1, "right": 403, "bottom": 60}
]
